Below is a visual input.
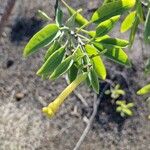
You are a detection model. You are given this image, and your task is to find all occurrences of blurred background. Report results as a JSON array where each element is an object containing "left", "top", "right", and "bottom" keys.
[{"left": 0, "top": 0, "right": 150, "bottom": 149}]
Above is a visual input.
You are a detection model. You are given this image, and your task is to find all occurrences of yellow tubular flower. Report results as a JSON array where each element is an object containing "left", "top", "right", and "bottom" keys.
[{"left": 42, "top": 73, "right": 87, "bottom": 118}]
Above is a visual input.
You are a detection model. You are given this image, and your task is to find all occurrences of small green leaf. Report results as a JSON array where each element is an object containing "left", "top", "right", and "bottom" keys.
[
  {"left": 129, "top": 16, "right": 140, "bottom": 47},
  {"left": 95, "top": 35, "right": 110, "bottom": 42},
  {"left": 144, "top": 8, "right": 150, "bottom": 43},
  {"left": 126, "top": 103, "right": 134, "bottom": 108},
  {"left": 103, "top": 0, "right": 115, "bottom": 4},
  {"left": 93, "top": 42, "right": 131, "bottom": 67},
  {"left": 77, "top": 28, "right": 96, "bottom": 37},
  {"left": 61, "top": 0, "right": 88, "bottom": 26},
  {"left": 137, "top": 84, "right": 150, "bottom": 95},
  {"left": 56, "top": 7, "right": 63, "bottom": 26},
  {"left": 74, "top": 47, "right": 84, "bottom": 66},
  {"left": 88, "top": 31, "right": 96, "bottom": 37},
  {"left": 37, "top": 10, "right": 52, "bottom": 21},
  {"left": 116, "top": 106, "right": 122, "bottom": 112},
  {"left": 89, "top": 69, "right": 100, "bottom": 94},
  {"left": 37, "top": 46, "right": 66, "bottom": 76},
  {"left": 68, "top": 64, "right": 78, "bottom": 83},
  {"left": 50, "top": 55, "right": 74, "bottom": 79},
  {"left": 96, "top": 15, "right": 120, "bottom": 37},
  {"left": 92, "top": 0, "right": 136, "bottom": 24},
  {"left": 136, "top": 0, "right": 144, "bottom": 22},
  {"left": 86, "top": 75, "right": 92, "bottom": 87},
  {"left": 96, "top": 37, "right": 129, "bottom": 48},
  {"left": 44, "top": 41, "right": 61, "bottom": 62},
  {"left": 24, "top": 24, "right": 59, "bottom": 57},
  {"left": 121, "top": 11, "right": 136, "bottom": 33},
  {"left": 85, "top": 44, "right": 106, "bottom": 80},
  {"left": 123, "top": 108, "right": 133, "bottom": 116}
]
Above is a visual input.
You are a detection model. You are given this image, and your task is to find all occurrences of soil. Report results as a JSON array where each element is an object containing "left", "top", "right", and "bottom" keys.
[{"left": 0, "top": 0, "right": 150, "bottom": 150}]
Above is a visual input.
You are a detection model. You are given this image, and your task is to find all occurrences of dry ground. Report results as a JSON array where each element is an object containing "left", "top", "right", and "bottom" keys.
[{"left": 0, "top": 0, "right": 150, "bottom": 150}]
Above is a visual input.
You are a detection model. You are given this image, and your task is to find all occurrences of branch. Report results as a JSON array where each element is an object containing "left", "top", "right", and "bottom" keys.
[
  {"left": 0, "top": 0, "right": 16, "bottom": 37},
  {"left": 73, "top": 84, "right": 110, "bottom": 150}
]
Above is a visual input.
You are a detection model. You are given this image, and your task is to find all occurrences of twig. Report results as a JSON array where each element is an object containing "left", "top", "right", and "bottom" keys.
[
  {"left": 0, "top": 0, "right": 16, "bottom": 37},
  {"left": 73, "top": 84, "right": 109, "bottom": 150},
  {"left": 73, "top": 90, "right": 89, "bottom": 107}
]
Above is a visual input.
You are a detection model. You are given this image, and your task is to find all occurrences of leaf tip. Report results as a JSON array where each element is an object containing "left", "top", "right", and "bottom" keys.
[{"left": 136, "top": 90, "right": 141, "bottom": 95}]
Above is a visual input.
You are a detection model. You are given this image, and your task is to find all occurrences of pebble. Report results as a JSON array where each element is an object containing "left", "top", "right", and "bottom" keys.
[{"left": 15, "top": 92, "right": 25, "bottom": 101}]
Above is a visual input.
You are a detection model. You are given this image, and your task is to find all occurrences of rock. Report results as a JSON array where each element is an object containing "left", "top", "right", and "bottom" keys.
[{"left": 15, "top": 92, "right": 25, "bottom": 101}]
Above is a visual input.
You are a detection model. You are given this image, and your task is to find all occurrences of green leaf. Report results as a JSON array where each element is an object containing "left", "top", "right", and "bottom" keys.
[
  {"left": 44, "top": 41, "right": 61, "bottom": 62},
  {"left": 37, "top": 46, "right": 66, "bottom": 76},
  {"left": 136, "top": 0, "right": 144, "bottom": 22},
  {"left": 79, "top": 29, "right": 96, "bottom": 37},
  {"left": 89, "top": 69, "right": 100, "bottom": 94},
  {"left": 96, "top": 37, "right": 129, "bottom": 47},
  {"left": 56, "top": 7, "right": 63, "bottom": 26},
  {"left": 137, "top": 84, "right": 150, "bottom": 95},
  {"left": 24, "top": 24, "right": 59, "bottom": 57},
  {"left": 103, "top": 0, "right": 115, "bottom": 4},
  {"left": 93, "top": 42, "right": 131, "bottom": 66},
  {"left": 126, "top": 103, "right": 134, "bottom": 108},
  {"left": 123, "top": 108, "right": 133, "bottom": 116},
  {"left": 144, "top": 8, "right": 150, "bottom": 43},
  {"left": 68, "top": 64, "right": 78, "bottom": 83},
  {"left": 96, "top": 15, "right": 120, "bottom": 37},
  {"left": 37, "top": 10, "right": 52, "bottom": 21},
  {"left": 85, "top": 44, "right": 106, "bottom": 80},
  {"left": 121, "top": 11, "right": 136, "bottom": 33},
  {"left": 87, "top": 31, "right": 96, "bottom": 37},
  {"left": 129, "top": 16, "right": 140, "bottom": 47},
  {"left": 116, "top": 106, "right": 122, "bottom": 112},
  {"left": 50, "top": 55, "right": 74, "bottom": 79},
  {"left": 74, "top": 47, "right": 84, "bottom": 66},
  {"left": 61, "top": 0, "right": 88, "bottom": 26},
  {"left": 92, "top": 0, "right": 136, "bottom": 24},
  {"left": 86, "top": 75, "right": 92, "bottom": 87},
  {"left": 66, "top": 9, "right": 83, "bottom": 28}
]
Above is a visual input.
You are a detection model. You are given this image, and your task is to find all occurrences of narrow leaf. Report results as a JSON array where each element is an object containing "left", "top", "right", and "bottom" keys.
[
  {"left": 92, "top": 0, "right": 136, "bottom": 24},
  {"left": 68, "top": 64, "right": 78, "bottom": 83},
  {"left": 121, "top": 11, "right": 136, "bottom": 33},
  {"left": 37, "top": 46, "right": 66, "bottom": 76},
  {"left": 85, "top": 44, "right": 106, "bottom": 80},
  {"left": 144, "top": 8, "right": 150, "bottom": 43},
  {"left": 93, "top": 42, "right": 131, "bottom": 66},
  {"left": 44, "top": 41, "right": 61, "bottom": 62},
  {"left": 129, "top": 16, "right": 140, "bottom": 47},
  {"left": 37, "top": 10, "right": 52, "bottom": 21},
  {"left": 123, "top": 108, "right": 133, "bottom": 116},
  {"left": 61, "top": 0, "right": 88, "bottom": 26},
  {"left": 137, "top": 84, "right": 150, "bottom": 95},
  {"left": 50, "top": 55, "right": 74, "bottom": 79},
  {"left": 89, "top": 69, "right": 100, "bottom": 94},
  {"left": 56, "top": 7, "right": 63, "bottom": 26},
  {"left": 96, "top": 37, "right": 129, "bottom": 47},
  {"left": 96, "top": 15, "right": 120, "bottom": 37},
  {"left": 24, "top": 24, "right": 59, "bottom": 57}
]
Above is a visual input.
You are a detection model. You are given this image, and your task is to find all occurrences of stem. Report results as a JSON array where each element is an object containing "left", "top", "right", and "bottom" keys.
[
  {"left": 77, "top": 34, "right": 90, "bottom": 42},
  {"left": 76, "top": 20, "right": 93, "bottom": 33}
]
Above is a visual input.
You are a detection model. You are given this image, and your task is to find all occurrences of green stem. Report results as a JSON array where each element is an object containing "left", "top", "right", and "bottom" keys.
[{"left": 76, "top": 20, "right": 93, "bottom": 33}]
